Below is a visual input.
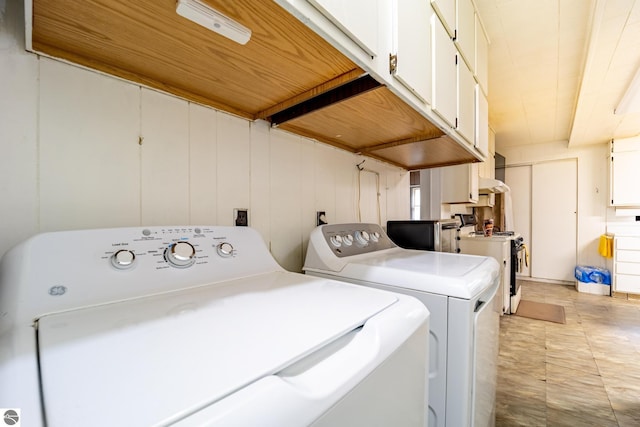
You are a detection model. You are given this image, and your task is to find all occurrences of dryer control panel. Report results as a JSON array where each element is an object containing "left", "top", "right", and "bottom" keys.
[{"left": 320, "top": 223, "right": 396, "bottom": 257}]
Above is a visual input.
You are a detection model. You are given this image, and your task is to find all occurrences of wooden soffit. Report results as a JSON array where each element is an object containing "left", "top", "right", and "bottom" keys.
[
  {"left": 30, "top": 0, "right": 479, "bottom": 170},
  {"left": 31, "top": 0, "right": 360, "bottom": 119}
]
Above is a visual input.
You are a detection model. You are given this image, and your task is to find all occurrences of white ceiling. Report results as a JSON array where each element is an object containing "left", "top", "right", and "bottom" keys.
[{"left": 474, "top": 0, "right": 640, "bottom": 149}]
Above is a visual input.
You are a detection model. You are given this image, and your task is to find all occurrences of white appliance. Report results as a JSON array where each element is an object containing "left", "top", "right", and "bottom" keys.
[
  {"left": 459, "top": 231, "right": 523, "bottom": 314},
  {"left": 0, "top": 225, "right": 430, "bottom": 427},
  {"left": 303, "top": 223, "right": 501, "bottom": 427}
]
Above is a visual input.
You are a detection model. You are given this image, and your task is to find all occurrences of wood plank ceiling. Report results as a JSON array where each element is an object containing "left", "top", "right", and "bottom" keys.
[{"left": 31, "top": 0, "right": 478, "bottom": 169}]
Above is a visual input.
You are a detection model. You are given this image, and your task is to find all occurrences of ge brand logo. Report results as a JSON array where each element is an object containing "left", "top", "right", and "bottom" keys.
[{"left": 2, "top": 409, "right": 20, "bottom": 426}]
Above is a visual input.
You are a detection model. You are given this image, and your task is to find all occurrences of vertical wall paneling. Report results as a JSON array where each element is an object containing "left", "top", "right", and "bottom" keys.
[
  {"left": 334, "top": 151, "right": 359, "bottom": 223},
  {"left": 358, "top": 169, "right": 381, "bottom": 224},
  {"left": 313, "top": 143, "right": 339, "bottom": 225},
  {"left": 270, "top": 131, "right": 304, "bottom": 271},
  {"left": 250, "top": 120, "right": 272, "bottom": 243},
  {"left": 140, "top": 88, "right": 189, "bottom": 225},
  {"left": 216, "top": 112, "right": 251, "bottom": 226},
  {"left": 188, "top": 103, "right": 218, "bottom": 225},
  {"left": 384, "top": 169, "right": 410, "bottom": 222},
  {"left": 0, "top": 1, "right": 39, "bottom": 256},
  {"left": 300, "top": 138, "right": 317, "bottom": 261},
  {"left": 39, "top": 58, "right": 141, "bottom": 231},
  {"left": 0, "top": 2, "right": 412, "bottom": 262}
]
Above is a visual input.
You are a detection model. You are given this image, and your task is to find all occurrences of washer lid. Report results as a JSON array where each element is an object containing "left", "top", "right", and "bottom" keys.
[
  {"left": 37, "top": 271, "right": 397, "bottom": 427},
  {"left": 337, "top": 248, "right": 499, "bottom": 299}
]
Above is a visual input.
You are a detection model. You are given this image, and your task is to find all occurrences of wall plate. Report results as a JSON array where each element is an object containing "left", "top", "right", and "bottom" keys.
[
  {"left": 317, "top": 211, "right": 327, "bottom": 226},
  {"left": 234, "top": 208, "right": 249, "bottom": 226}
]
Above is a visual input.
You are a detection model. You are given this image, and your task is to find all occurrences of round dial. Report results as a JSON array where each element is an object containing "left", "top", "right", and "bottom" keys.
[
  {"left": 329, "top": 235, "right": 343, "bottom": 247},
  {"left": 370, "top": 232, "right": 380, "bottom": 242},
  {"left": 354, "top": 230, "right": 370, "bottom": 246},
  {"left": 342, "top": 234, "right": 354, "bottom": 246},
  {"left": 217, "top": 242, "right": 234, "bottom": 258},
  {"left": 111, "top": 249, "right": 136, "bottom": 270},
  {"left": 165, "top": 241, "right": 196, "bottom": 268}
]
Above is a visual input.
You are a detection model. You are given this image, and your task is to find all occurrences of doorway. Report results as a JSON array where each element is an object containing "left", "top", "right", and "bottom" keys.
[{"left": 505, "top": 159, "right": 577, "bottom": 282}]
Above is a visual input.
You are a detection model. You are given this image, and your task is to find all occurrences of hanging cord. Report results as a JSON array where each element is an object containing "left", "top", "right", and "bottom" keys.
[{"left": 356, "top": 160, "right": 381, "bottom": 224}]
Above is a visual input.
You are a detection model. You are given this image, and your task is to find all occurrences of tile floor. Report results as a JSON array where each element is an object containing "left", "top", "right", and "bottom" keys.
[{"left": 496, "top": 280, "right": 640, "bottom": 426}]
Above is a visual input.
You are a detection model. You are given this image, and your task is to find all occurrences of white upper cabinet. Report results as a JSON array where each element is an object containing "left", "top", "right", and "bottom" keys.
[
  {"left": 457, "top": 55, "right": 475, "bottom": 144},
  {"left": 455, "top": 0, "right": 475, "bottom": 72},
  {"left": 475, "top": 84, "right": 489, "bottom": 157},
  {"left": 441, "top": 163, "right": 479, "bottom": 204},
  {"left": 432, "top": 14, "right": 457, "bottom": 128},
  {"left": 475, "top": 14, "right": 489, "bottom": 95},
  {"left": 308, "top": 0, "right": 379, "bottom": 58},
  {"left": 610, "top": 137, "right": 640, "bottom": 207},
  {"left": 392, "top": 0, "right": 432, "bottom": 104},
  {"left": 431, "top": 0, "right": 456, "bottom": 38}
]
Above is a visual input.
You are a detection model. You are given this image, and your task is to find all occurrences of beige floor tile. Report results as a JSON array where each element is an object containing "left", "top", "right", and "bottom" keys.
[{"left": 495, "top": 281, "right": 640, "bottom": 427}]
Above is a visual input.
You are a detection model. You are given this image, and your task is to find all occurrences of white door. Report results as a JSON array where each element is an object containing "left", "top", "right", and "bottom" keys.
[
  {"left": 531, "top": 159, "right": 577, "bottom": 282},
  {"left": 505, "top": 165, "right": 531, "bottom": 278},
  {"left": 432, "top": 14, "right": 457, "bottom": 128},
  {"left": 394, "top": 0, "right": 432, "bottom": 104},
  {"left": 307, "top": 0, "right": 378, "bottom": 57}
]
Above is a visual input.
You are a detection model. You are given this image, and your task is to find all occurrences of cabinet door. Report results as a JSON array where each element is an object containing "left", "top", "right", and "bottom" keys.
[
  {"left": 611, "top": 150, "right": 640, "bottom": 206},
  {"left": 394, "top": 0, "right": 432, "bottom": 104},
  {"left": 432, "top": 15, "right": 457, "bottom": 128},
  {"left": 475, "top": 84, "right": 489, "bottom": 156},
  {"left": 431, "top": 0, "right": 455, "bottom": 37},
  {"left": 475, "top": 14, "right": 489, "bottom": 94},
  {"left": 308, "top": 0, "right": 378, "bottom": 57},
  {"left": 455, "top": 0, "right": 475, "bottom": 71},
  {"left": 441, "top": 163, "right": 478, "bottom": 203},
  {"left": 457, "top": 56, "right": 475, "bottom": 144}
]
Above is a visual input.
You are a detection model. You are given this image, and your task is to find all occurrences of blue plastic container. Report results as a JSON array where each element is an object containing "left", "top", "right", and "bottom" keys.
[{"left": 574, "top": 265, "right": 611, "bottom": 285}]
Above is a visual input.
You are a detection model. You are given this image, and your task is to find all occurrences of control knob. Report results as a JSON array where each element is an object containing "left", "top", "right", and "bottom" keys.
[
  {"left": 329, "top": 235, "right": 343, "bottom": 247},
  {"left": 354, "top": 230, "right": 370, "bottom": 247},
  {"left": 342, "top": 234, "right": 354, "bottom": 246},
  {"left": 370, "top": 232, "right": 380, "bottom": 242},
  {"left": 111, "top": 249, "right": 136, "bottom": 270},
  {"left": 165, "top": 241, "right": 196, "bottom": 268},
  {"left": 217, "top": 242, "right": 234, "bottom": 258}
]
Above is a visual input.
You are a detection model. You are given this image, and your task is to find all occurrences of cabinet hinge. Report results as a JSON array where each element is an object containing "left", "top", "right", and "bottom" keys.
[
  {"left": 389, "top": 53, "right": 398, "bottom": 74},
  {"left": 455, "top": 117, "right": 458, "bottom": 128},
  {"left": 453, "top": 29, "right": 457, "bottom": 42}
]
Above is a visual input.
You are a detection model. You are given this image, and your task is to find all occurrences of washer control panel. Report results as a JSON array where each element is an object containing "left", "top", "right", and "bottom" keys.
[
  {"left": 321, "top": 223, "right": 396, "bottom": 257},
  {"left": 100, "top": 227, "right": 242, "bottom": 271},
  {"left": 3, "top": 225, "right": 283, "bottom": 319}
]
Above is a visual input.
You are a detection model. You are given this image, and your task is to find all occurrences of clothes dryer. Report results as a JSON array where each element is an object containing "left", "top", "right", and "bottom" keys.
[{"left": 304, "top": 223, "right": 500, "bottom": 427}]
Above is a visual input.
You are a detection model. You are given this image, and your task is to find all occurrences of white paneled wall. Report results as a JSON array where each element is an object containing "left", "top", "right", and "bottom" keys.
[
  {"left": 0, "top": 3, "right": 409, "bottom": 271},
  {"left": 39, "top": 59, "right": 142, "bottom": 230},
  {"left": 140, "top": 89, "right": 190, "bottom": 225},
  {"left": 189, "top": 103, "right": 218, "bottom": 225},
  {"left": 0, "top": 0, "right": 39, "bottom": 249}
]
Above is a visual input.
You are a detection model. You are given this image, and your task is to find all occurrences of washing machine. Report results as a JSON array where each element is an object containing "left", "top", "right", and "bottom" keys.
[
  {"left": 0, "top": 225, "right": 429, "bottom": 427},
  {"left": 304, "top": 223, "right": 501, "bottom": 427}
]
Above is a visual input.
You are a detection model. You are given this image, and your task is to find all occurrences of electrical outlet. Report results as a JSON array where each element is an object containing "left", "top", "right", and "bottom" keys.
[
  {"left": 234, "top": 209, "right": 249, "bottom": 226},
  {"left": 317, "top": 211, "right": 327, "bottom": 226}
]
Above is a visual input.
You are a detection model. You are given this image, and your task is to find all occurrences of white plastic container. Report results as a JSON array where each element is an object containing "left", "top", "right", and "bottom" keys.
[{"left": 575, "top": 280, "right": 611, "bottom": 295}]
